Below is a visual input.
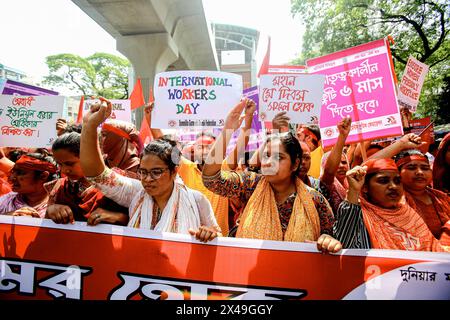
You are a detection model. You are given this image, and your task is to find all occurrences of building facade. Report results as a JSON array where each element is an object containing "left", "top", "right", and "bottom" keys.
[{"left": 212, "top": 23, "right": 259, "bottom": 89}]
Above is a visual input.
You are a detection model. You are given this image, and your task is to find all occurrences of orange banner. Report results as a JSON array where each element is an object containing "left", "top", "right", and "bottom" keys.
[{"left": 1, "top": 216, "right": 449, "bottom": 300}]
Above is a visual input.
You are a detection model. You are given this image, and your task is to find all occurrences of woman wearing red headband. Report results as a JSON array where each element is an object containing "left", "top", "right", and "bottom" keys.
[
  {"left": 334, "top": 158, "right": 450, "bottom": 251},
  {"left": 366, "top": 133, "right": 450, "bottom": 239},
  {"left": 0, "top": 153, "right": 58, "bottom": 217}
]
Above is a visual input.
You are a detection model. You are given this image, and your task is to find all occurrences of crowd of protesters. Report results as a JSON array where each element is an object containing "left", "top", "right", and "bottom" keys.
[{"left": 1, "top": 96, "right": 449, "bottom": 253}]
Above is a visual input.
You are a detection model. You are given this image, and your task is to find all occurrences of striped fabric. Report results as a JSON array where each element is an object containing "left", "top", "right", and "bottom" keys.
[{"left": 333, "top": 200, "right": 371, "bottom": 249}]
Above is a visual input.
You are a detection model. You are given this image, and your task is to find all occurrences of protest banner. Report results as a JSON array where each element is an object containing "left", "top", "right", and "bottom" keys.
[
  {"left": 1, "top": 79, "right": 59, "bottom": 96},
  {"left": 1, "top": 215, "right": 449, "bottom": 300},
  {"left": 307, "top": 38, "right": 403, "bottom": 149},
  {"left": 82, "top": 99, "right": 132, "bottom": 123},
  {"left": 0, "top": 95, "right": 64, "bottom": 147},
  {"left": 152, "top": 71, "right": 242, "bottom": 129},
  {"left": 397, "top": 56, "right": 429, "bottom": 112},
  {"left": 258, "top": 74, "right": 325, "bottom": 124}
]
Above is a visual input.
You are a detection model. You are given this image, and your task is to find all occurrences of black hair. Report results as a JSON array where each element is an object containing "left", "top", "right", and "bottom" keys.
[
  {"left": 266, "top": 132, "right": 303, "bottom": 176},
  {"left": 394, "top": 149, "right": 428, "bottom": 169},
  {"left": 8, "top": 149, "right": 26, "bottom": 162},
  {"left": 141, "top": 139, "right": 181, "bottom": 173},
  {"left": 303, "top": 124, "right": 321, "bottom": 141},
  {"left": 368, "top": 144, "right": 384, "bottom": 152},
  {"left": 52, "top": 132, "right": 81, "bottom": 157},
  {"left": 21, "top": 152, "right": 59, "bottom": 182},
  {"left": 242, "top": 151, "right": 252, "bottom": 167},
  {"left": 64, "top": 123, "right": 82, "bottom": 134},
  {"left": 161, "top": 134, "right": 178, "bottom": 143}
]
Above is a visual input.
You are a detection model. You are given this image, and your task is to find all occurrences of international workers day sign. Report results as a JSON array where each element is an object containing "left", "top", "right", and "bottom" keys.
[{"left": 152, "top": 71, "right": 243, "bottom": 129}]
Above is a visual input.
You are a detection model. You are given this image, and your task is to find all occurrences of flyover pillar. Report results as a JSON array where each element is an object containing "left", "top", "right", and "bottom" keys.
[{"left": 117, "top": 33, "right": 179, "bottom": 127}]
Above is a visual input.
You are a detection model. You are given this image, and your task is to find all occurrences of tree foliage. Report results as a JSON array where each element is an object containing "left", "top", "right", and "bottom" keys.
[
  {"left": 291, "top": 0, "right": 450, "bottom": 124},
  {"left": 43, "top": 53, "right": 130, "bottom": 99}
]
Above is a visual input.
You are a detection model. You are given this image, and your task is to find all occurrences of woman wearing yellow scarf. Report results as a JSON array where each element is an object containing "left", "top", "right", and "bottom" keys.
[{"left": 202, "top": 98, "right": 342, "bottom": 254}]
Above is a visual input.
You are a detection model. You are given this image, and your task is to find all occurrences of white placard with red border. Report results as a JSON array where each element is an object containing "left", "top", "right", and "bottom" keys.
[
  {"left": 83, "top": 99, "right": 131, "bottom": 123},
  {"left": 397, "top": 56, "right": 429, "bottom": 112}
]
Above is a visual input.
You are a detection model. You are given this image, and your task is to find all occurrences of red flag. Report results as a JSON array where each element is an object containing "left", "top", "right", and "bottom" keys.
[
  {"left": 138, "top": 85, "right": 155, "bottom": 145},
  {"left": 257, "top": 37, "right": 271, "bottom": 78},
  {"left": 139, "top": 117, "right": 152, "bottom": 145},
  {"left": 130, "top": 78, "right": 145, "bottom": 110},
  {"left": 76, "top": 96, "right": 85, "bottom": 124}
]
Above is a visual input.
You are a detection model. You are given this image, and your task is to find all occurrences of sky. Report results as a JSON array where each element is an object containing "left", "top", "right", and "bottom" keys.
[{"left": 0, "top": 0, "right": 304, "bottom": 94}]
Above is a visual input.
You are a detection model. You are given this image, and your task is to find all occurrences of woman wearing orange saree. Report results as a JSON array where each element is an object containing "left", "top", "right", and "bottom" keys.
[{"left": 334, "top": 158, "right": 449, "bottom": 251}]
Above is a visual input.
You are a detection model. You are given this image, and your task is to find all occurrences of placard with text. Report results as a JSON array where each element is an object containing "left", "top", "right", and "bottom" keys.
[
  {"left": 397, "top": 56, "right": 429, "bottom": 112},
  {"left": 307, "top": 38, "right": 403, "bottom": 149},
  {"left": 1, "top": 216, "right": 449, "bottom": 300},
  {"left": 0, "top": 95, "right": 64, "bottom": 147},
  {"left": 153, "top": 71, "right": 243, "bottom": 129},
  {"left": 83, "top": 99, "right": 132, "bottom": 123},
  {"left": 259, "top": 74, "right": 325, "bottom": 124}
]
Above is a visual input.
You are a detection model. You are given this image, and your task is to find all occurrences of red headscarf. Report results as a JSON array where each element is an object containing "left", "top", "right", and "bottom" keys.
[
  {"left": 0, "top": 176, "right": 11, "bottom": 196},
  {"left": 359, "top": 158, "right": 449, "bottom": 251},
  {"left": 15, "top": 155, "right": 58, "bottom": 174},
  {"left": 395, "top": 153, "right": 429, "bottom": 168},
  {"left": 101, "top": 120, "right": 143, "bottom": 173},
  {"left": 363, "top": 158, "right": 398, "bottom": 175}
]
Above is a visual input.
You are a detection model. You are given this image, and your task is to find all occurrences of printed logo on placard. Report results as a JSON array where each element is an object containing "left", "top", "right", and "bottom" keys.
[
  {"left": 385, "top": 116, "right": 397, "bottom": 125},
  {"left": 325, "top": 128, "right": 334, "bottom": 137},
  {"left": 168, "top": 120, "right": 176, "bottom": 127}
]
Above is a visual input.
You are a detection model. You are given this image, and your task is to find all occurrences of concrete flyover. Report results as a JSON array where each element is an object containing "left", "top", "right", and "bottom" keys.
[{"left": 72, "top": 0, "right": 219, "bottom": 125}]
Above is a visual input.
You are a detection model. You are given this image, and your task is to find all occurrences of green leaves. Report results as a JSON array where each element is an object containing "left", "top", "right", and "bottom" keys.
[{"left": 43, "top": 53, "right": 131, "bottom": 99}]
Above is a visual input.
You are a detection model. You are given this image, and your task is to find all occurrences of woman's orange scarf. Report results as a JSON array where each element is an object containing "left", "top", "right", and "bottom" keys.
[
  {"left": 405, "top": 188, "right": 450, "bottom": 237},
  {"left": 236, "top": 177, "right": 320, "bottom": 242},
  {"left": 360, "top": 196, "right": 449, "bottom": 252}
]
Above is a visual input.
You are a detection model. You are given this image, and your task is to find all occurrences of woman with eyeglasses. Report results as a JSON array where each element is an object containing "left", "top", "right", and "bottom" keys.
[
  {"left": 79, "top": 98, "right": 221, "bottom": 242},
  {"left": 201, "top": 102, "right": 341, "bottom": 253}
]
